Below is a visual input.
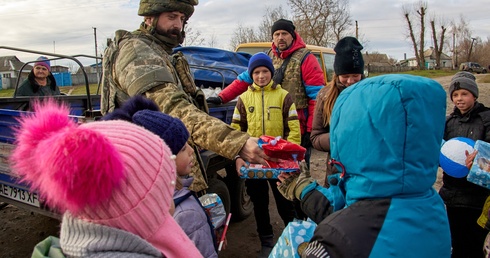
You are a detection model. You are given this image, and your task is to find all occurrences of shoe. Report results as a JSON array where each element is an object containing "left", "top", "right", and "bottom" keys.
[{"left": 258, "top": 245, "right": 273, "bottom": 258}]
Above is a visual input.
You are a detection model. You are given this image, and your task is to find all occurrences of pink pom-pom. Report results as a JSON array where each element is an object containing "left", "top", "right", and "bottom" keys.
[{"left": 10, "top": 100, "right": 125, "bottom": 214}]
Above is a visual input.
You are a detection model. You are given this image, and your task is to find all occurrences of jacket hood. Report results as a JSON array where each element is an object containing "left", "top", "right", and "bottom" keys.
[
  {"left": 271, "top": 32, "right": 306, "bottom": 59},
  {"left": 330, "top": 74, "right": 446, "bottom": 205},
  {"left": 173, "top": 176, "right": 193, "bottom": 199}
]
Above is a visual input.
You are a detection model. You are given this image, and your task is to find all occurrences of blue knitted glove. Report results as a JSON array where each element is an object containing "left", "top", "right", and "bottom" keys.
[{"left": 237, "top": 70, "right": 253, "bottom": 84}]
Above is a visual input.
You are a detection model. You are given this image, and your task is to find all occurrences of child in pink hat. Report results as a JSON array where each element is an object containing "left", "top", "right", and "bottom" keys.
[
  {"left": 103, "top": 95, "right": 219, "bottom": 258},
  {"left": 10, "top": 99, "right": 202, "bottom": 257}
]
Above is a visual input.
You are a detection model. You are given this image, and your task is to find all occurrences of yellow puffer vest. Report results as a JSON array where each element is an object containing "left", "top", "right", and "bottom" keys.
[{"left": 269, "top": 48, "right": 310, "bottom": 109}]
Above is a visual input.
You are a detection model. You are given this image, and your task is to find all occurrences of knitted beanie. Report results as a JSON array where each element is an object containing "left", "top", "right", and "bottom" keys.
[
  {"left": 333, "top": 37, "right": 364, "bottom": 75},
  {"left": 133, "top": 110, "right": 189, "bottom": 155},
  {"left": 10, "top": 100, "right": 201, "bottom": 257},
  {"left": 248, "top": 52, "right": 275, "bottom": 77},
  {"left": 451, "top": 71, "right": 476, "bottom": 81},
  {"left": 449, "top": 76, "right": 479, "bottom": 100},
  {"left": 271, "top": 19, "right": 296, "bottom": 39},
  {"left": 103, "top": 95, "right": 189, "bottom": 155},
  {"left": 34, "top": 56, "right": 51, "bottom": 72}
]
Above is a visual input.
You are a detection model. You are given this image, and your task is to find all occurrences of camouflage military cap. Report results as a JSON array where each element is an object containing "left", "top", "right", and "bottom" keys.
[{"left": 138, "top": 0, "right": 198, "bottom": 18}]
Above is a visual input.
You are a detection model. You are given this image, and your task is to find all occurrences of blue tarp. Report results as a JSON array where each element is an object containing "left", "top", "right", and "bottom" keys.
[{"left": 173, "top": 46, "right": 251, "bottom": 88}]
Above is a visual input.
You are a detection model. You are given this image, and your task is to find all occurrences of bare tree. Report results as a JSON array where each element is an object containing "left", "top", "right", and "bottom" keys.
[
  {"left": 207, "top": 32, "right": 219, "bottom": 48},
  {"left": 430, "top": 17, "right": 447, "bottom": 69},
  {"left": 229, "top": 0, "right": 352, "bottom": 49},
  {"left": 450, "top": 15, "right": 473, "bottom": 66},
  {"left": 473, "top": 37, "right": 490, "bottom": 67},
  {"left": 288, "top": 0, "right": 351, "bottom": 46},
  {"left": 229, "top": 23, "right": 260, "bottom": 51},
  {"left": 228, "top": 6, "right": 290, "bottom": 50},
  {"left": 256, "top": 6, "right": 291, "bottom": 42},
  {"left": 417, "top": 2, "right": 427, "bottom": 70},
  {"left": 403, "top": 1, "right": 428, "bottom": 70},
  {"left": 329, "top": 0, "right": 352, "bottom": 42},
  {"left": 182, "top": 25, "right": 205, "bottom": 46}
]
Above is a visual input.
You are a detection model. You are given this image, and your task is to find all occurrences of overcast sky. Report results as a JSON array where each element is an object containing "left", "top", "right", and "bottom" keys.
[{"left": 1, "top": 0, "right": 488, "bottom": 68}]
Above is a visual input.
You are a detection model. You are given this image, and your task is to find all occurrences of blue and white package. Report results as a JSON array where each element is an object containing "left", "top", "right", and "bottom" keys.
[
  {"left": 269, "top": 219, "right": 317, "bottom": 258},
  {"left": 467, "top": 140, "right": 490, "bottom": 189}
]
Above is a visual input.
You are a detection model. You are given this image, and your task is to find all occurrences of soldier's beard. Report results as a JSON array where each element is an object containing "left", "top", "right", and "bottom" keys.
[{"left": 156, "top": 27, "right": 183, "bottom": 44}]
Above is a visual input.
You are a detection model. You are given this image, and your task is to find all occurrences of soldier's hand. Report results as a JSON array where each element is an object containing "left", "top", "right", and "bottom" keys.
[{"left": 238, "top": 137, "right": 269, "bottom": 167}]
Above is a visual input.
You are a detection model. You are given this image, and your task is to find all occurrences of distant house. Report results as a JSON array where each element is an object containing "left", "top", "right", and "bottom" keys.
[
  {"left": 76, "top": 62, "right": 102, "bottom": 75},
  {"left": 406, "top": 47, "right": 452, "bottom": 69},
  {"left": 0, "top": 56, "right": 32, "bottom": 89},
  {"left": 363, "top": 52, "right": 394, "bottom": 67},
  {"left": 51, "top": 65, "right": 69, "bottom": 73}
]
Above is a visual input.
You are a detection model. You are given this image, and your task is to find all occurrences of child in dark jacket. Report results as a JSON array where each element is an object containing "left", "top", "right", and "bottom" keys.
[
  {"left": 438, "top": 72, "right": 490, "bottom": 258},
  {"left": 103, "top": 96, "right": 218, "bottom": 258}
]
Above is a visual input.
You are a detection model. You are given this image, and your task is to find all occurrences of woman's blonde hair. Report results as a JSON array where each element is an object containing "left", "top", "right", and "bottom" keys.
[{"left": 322, "top": 74, "right": 342, "bottom": 127}]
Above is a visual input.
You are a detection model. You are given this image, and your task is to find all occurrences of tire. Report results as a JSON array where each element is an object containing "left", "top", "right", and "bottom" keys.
[
  {"left": 207, "top": 177, "right": 231, "bottom": 215},
  {"left": 223, "top": 164, "right": 253, "bottom": 222}
]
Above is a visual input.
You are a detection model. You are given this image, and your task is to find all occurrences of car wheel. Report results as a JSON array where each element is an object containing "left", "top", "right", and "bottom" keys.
[
  {"left": 483, "top": 70, "right": 487, "bottom": 74},
  {"left": 223, "top": 164, "right": 253, "bottom": 222},
  {"left": 207, "top": 177, "right": 231, "bottom": 215}
]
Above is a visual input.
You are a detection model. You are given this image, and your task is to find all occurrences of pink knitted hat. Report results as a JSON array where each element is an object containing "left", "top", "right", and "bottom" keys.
[
  {"left": 34, "top": 56, "right": 51, "bottom": 71},
  {"left": 10, "top": 100, "right": 202, "bottom": 258}
]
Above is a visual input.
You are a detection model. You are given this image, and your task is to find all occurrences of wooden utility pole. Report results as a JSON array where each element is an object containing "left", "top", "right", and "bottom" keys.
[
  {"left": 355, "top": 20, "right": 359, "bottom": 38},
  {"left": 467, "top": 37, "right": 476, "bottom": 62},
  {"left": 93, "top": 27, "right": 100, "bottom": 84},
  {"left": 452, "top": 33, "right": 456, "bottom": 69}
]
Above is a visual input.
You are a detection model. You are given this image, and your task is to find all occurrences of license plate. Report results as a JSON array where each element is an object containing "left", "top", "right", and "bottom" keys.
[{"left": 0, "top": 183, "right": 40, "bottom": 207}]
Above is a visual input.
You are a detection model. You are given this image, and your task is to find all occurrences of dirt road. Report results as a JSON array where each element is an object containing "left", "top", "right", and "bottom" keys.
[{"left": 1, "top": 74, "right": 489, "bottom": 258}]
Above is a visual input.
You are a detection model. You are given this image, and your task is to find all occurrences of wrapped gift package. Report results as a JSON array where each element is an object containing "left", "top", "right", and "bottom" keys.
[
  {"left": 240, "top": 136, "right": 305, "bottom": 179},
  {"left": 467, "top": 140, "right": 490, "bottom": 189},
  {"left": 259, "top": 135, "right": 306, "bottom": 162},
  {"left": 269, "top": 219, "right": 317, "bottom": 258}
]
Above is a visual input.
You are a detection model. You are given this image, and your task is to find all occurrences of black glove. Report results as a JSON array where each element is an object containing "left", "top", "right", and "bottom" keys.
[{"left": 207, "top": 96, "right": 222, "bottom": 105}]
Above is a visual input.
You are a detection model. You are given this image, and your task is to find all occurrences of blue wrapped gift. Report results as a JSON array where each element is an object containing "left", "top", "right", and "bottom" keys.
[
  {"left": 467, "top": 140, "right": 490, "bottom": 189},
  {"left": 269, "top": 219, "right": 317, "bottom": 258}
]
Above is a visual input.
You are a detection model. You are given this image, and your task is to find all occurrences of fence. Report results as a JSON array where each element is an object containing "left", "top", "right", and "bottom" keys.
[
  {"left": 52, "top": 72, "right": 72, "bottom": 87},
  {"left": 71, "top": 73, "right": 100, "bottom": 86},
  {"left": 367, "top": 65, "right": 412, "bottom": 74}
]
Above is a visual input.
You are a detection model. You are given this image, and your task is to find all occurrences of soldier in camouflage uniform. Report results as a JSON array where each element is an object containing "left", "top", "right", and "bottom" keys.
[{"left": 101, "top": 0, "right": 268, "bottom": 193}]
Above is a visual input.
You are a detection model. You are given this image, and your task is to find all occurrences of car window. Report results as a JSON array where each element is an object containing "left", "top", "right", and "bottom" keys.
[
  {"left": 235, "top": 47, "right": 269, "bottom": 55},
  {"left": 323, "top": 52, "right": 335, "bottom": 82}
]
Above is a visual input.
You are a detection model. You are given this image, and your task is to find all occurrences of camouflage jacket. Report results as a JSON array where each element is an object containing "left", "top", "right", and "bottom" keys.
[
  {"left": 101, "top": 29, "right": 249, "bottom": 192},
  {"left": 269, "top": 48, "right": 310, "bottom": 109}
]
